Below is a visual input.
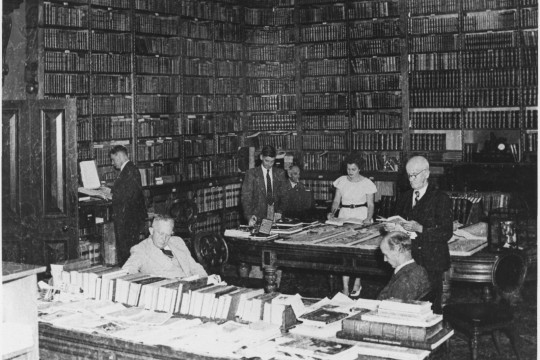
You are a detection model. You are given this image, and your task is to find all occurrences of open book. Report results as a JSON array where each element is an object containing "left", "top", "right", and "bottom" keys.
[{"left": 78, "top": 160, "right": 112, "bottom": 200}]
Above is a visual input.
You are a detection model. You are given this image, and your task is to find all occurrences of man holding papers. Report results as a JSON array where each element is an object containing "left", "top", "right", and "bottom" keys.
[
  {"left": 377, "top": 232, "right": 431, "bottom": 301},
  {"left": 110, "top": 145, "right": 147, "bottom": 265},
  {"left": 392, "top": 156, "right": 453, "bottom": 313},
  {"left": 123, "top": 215, "right": 207, "bottom": 278}
]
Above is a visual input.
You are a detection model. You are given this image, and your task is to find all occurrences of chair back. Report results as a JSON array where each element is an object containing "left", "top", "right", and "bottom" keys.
[
  {"left": 492, "top": 251, "right": 527, "bottom": 295},
  {"left": 192, "top": 232, "right": 229, "bottom": 275},
  {"left": 446, "top": 194, "right": 483, "bottom": 226},
  {"left": 375, "top": 195, "right": 397, "bottom": 219},
  {"left": 169, "top": 198, "right": 198, "bottom": 238}
]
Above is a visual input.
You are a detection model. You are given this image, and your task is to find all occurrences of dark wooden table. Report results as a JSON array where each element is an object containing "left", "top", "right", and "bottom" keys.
[
  {"left": 39, "top": 323, "right": 234, "bottom": 360},
  {"left": 225, "top": 236, "right": 536, "bottom": 302}
]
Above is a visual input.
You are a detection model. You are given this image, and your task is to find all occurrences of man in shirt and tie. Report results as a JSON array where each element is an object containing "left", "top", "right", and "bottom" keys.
[
  {"left": 122, "top": 215, "right": 208, "bottom": 278},
  {"left": 393, "top": 156, "right": 453, "bottom": 313},
  {"left": 241, "top": 145, "right": 287, "bottom": 226},
  {"left": 377, "top": 231, "right": 431, "bottom": 301}
]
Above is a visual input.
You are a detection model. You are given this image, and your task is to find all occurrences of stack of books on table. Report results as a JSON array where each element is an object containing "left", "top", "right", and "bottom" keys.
[
  {"left": 337, "top": 298, "right": 453, "bottom": 351},
  {"left": 48, "top": 264, "right": 302, "bottom": 325}
]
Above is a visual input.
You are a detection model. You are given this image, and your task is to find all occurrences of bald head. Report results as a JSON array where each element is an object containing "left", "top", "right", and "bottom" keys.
[
  {"left": 406, "top": 156, "right": 430, "bottom": 190},
  {"left": 407, "top": 156, "right": 429, "bottom": 170},
  {"left": 288, "top": 165, "right": 301, "bottom": 184}
]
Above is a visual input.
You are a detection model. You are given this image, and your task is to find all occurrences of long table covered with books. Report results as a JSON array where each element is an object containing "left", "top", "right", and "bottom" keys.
[
  {"left": 225, "top": 222, "right": 535, "bottom": 300},
  {"left": 36, "top": 273, "right": 451, "bottom": 360}
]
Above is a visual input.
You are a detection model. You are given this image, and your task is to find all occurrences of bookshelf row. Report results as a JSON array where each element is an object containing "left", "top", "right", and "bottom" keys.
[{"left": 35, "top": 0, "right": 537, "bottom": 196}]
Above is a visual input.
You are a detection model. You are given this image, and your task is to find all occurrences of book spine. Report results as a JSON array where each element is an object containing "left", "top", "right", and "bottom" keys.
[
  {"left": 336, "top": 330, "right": 435, "bottom": 350},
  {"left": 341, "top": 318, "right": 431, "bottom": 342}
]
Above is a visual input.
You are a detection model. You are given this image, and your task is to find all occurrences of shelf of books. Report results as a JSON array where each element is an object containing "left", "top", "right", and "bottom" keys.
[
  {"left": 519, "top": 0, "right": 538, "bottom": 163},
  {"left": 134, "top": 2, "right": 182, "bottom": 187},
  {"left": 244, "top": 2, "right": 298, "bottom": 157},
  {"left": 41, "top": 0, "right": 91, "bottom": 161},
  {"left": 89, "top": 0, "right": 134, "bottom": 184},
  {"left": 298, "top": 1, "right": 349, "bottom": 175},
  {"left": 349, "top": 0, "right": 403, "bottom": 173},
  {"left": 213, "top": 3, "right": 243, "bottom": 184},
  {"left": 461, "top": 1, "right": 522, "bottom": 163},
  {"left": 407, "top": 0, "right": 462, "bottom": 164}
]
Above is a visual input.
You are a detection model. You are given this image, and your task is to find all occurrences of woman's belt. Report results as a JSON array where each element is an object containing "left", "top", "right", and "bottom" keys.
[{"left": 340, "top": 203, "right": 367, "bottom": 208}]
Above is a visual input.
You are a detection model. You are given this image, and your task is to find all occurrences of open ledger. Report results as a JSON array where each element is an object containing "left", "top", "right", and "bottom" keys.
[{"left": 78, "top": 160, "right": 112, "bottom": 200}]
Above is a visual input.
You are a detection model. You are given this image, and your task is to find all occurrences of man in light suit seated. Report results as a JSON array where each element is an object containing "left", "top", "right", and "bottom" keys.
[
  {"left": 123, "top": 215, "right": 208, "bottom": 279},
  {"left": 377, "top": 231, "right": 431, "bottom": 301}
]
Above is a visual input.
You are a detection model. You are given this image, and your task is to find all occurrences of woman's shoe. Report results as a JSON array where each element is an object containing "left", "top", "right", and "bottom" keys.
[{"left": 350, "top": 288, "right": 362, "bottom": 298}]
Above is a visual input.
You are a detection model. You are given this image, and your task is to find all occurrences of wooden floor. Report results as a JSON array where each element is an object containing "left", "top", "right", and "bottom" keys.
[{"left": 274, "top": 268, "right": 537, "bottom": 360}]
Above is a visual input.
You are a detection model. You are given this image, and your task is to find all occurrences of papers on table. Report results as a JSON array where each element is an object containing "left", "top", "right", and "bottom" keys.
[
  {"left": 449, "top": 222, "right": 488, "bottom": 256},
  {"left": 78, "top": 186, "right": 112, "bottom": 201},
  {"left": 275, "top": 224, "right": 382, "bottom": 249},
  {"left": 377, "top": 215, "right": 417, "bottom": 239}
]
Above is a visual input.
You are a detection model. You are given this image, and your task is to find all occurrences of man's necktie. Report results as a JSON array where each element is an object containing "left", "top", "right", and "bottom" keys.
[
  {"left": 161, "top": 248, "right": 173, "bottom": 258},
  {"left": 266, "top": 170, "right": 273, "bottom": 205},
  {"left": 413, "top": 191, "right": 420, "bottom": 208}
]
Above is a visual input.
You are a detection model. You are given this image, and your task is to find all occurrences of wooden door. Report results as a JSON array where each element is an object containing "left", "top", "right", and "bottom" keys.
[{"left": 2, "top": 99, "right": 78, "bottom": 265}]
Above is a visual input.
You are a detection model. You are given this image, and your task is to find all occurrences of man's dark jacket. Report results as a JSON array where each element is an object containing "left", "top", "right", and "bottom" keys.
[
  {"left": 112, "top": 161, "right": 147, "bottom": 265},
  {"left": 395, "top": 183, "right": 453, "bottom": 272}
]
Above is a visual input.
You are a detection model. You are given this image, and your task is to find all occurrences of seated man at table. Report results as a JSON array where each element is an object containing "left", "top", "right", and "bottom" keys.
[
  {"left": 123, "top": 215, "right": 208, "bottom": 278},
  {"left": 280, "top": 164, "right": 316, "bottom": 221},
  {"left": 377, "top": 231, "right": 431, "bottom": 301}
]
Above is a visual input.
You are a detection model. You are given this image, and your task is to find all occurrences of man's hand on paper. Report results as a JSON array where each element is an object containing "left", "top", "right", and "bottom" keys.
[
  {"left": 248, "top": 215, "right": 258, "bottom": 227},
  {"left": 401, "top": 220, "right": 423, "bottom": 233}
]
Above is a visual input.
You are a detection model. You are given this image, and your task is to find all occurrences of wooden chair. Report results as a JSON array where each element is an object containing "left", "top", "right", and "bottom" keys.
[
  {"left": 192, "top": 231, "right": 229, "bottom": 275},
  {"left": 374, "top": 195, "right": 397, "bottom": 219},
  {"left": 169, "top": 198, "right": 198, "bottom": 247},
  {"left": 443, "top": 251, "right": 527, "bottom": 360},
  {"left": 192, "top": 231, "right": 266, "bottom": 289},
  {"left": 446, "top": 193, "right": 484, "bottom": 227}
]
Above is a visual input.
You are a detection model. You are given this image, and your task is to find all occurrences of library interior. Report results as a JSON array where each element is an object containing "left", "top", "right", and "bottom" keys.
[{"left": 1, "top": 0, "right": 537, "bottom": 359}]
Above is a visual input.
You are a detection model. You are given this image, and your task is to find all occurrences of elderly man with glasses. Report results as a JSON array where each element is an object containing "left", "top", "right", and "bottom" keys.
[
  {"left": 392, "top": 156, "right": 453, "bottom": 313},
  {"left": 122, "top": 215, "right": 207, "bottom": 278}
]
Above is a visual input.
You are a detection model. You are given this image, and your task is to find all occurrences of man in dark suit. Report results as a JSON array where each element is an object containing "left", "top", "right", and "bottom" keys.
[
  {"left": 281, "top": 164, "right": 316, "bottom": 221},
  {"left": 377, "top": 231, "right": 431, "bottom": 301},
  {"left": 241, "top": 145, "right": 287, "bottom": 226},
  {"left": 393, "top": 156, "right": 453, "bottom": 313},
  {"left": 110, "top": 145, "right": 147, "bottom": 265}
]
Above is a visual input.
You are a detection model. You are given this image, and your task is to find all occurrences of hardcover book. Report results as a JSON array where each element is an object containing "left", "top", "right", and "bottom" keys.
[
  {"left": 337, "top": 326, "right": 454, "bottom": 351},
  {"left": 299, "top": 307, "right": 349, "bottom": 327}
]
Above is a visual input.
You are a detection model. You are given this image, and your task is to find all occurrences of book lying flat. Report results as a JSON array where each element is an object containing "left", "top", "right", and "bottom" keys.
[
  {"left": 361, "top": 311, "right": 443, "bottom": 328},
  {"left": 299, "top": 308, "right": 350, "bottom": 327},
  {"left": 379, "top": 298, "right": 432, "bottom": 314},
  {"left": 341, "top": 312, "right": 443, "bottom": 342},
  {"left": 276, "top": 335, "right": 359, "bottom": 360},
  {"left": 336, "top": 326, "right": 454, "bottom": 351}
]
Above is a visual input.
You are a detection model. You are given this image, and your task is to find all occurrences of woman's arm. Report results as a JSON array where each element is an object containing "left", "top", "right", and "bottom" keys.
[
  {"left": 364, "top": 192, "right": 375, "bottom": 224},
  {"left": 329, "top": 189, "right": 342, "bottom": 218}
]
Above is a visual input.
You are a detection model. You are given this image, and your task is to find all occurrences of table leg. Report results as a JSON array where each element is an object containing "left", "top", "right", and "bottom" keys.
[
  {"left": 442, "top": 269, "right": 452, "bottom": 307},
  {"left": 263, "top": 266, "right": 279, "bottom": 293},
  {"left": 328, "top": 274, "right": 338, "bottom": 295}
]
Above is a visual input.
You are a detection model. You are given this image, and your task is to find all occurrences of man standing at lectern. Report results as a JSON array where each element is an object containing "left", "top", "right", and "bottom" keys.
[
  {"left": 110, "top": 145, "right": 147, "bottom": 265},
  {"left": 393, "top": 156, "right": 453, "bottom": 313}
]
